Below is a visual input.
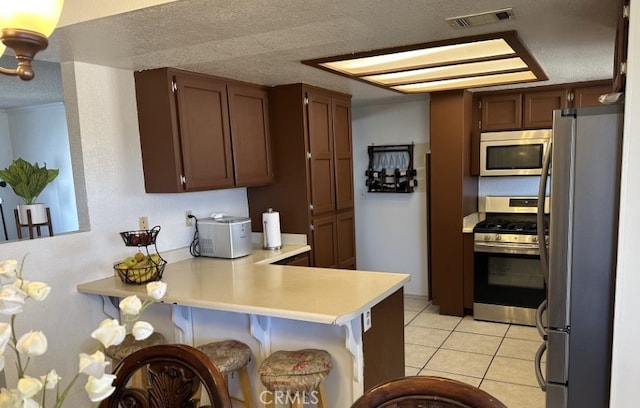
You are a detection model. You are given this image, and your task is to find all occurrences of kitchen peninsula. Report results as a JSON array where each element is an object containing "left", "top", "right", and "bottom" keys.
[{"left": 77, "top": 244, "right": 409, "bottom": 406}]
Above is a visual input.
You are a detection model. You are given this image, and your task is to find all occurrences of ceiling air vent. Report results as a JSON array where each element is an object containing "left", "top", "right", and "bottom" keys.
[{"left": 446, "top": 8, "right": 516, "bottom": 28}]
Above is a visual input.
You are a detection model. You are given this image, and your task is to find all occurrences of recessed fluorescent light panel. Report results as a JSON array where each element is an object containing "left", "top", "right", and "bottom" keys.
[{"left": 302, "top": 31, "right": 546, "bottom": 94}]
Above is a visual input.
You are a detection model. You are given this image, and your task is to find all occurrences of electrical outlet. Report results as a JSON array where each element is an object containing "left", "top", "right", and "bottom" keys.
[
  {"left": 185, "top": 210, "right": 193, "bottom": 227},
  {"left": 363, "top": 308, "right": 372, "bottom": 331},
  {"left": 138, "top": 216, "right": 149, "bottom": 230}
]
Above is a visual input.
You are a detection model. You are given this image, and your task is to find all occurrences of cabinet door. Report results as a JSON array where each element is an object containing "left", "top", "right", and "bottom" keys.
[
  {"left": 337, "top": 210, "right": 356, "bottom": 269},
  {"left": 175, "top": 74, "right": 234, "bottom": 190},
  {"left": 524, "top": 89, "right": 569, "bottom": 129},
  {"left": 573, "top": 85, "right": 611, "bottom": 108},
  {"left": 307, "top": 92, "right": 336, "bottom": 216},
  {"left": 481, "top": 93, "right": 522, "bottom": 131},
  {"left": 333, "top": 96, "right": 354, "bottom": 210},
  {"left": 311, "top": 214, "right": 338, "bottom": 268},
  {"left": 227, "top": 85, "right": 274, "bottom": 186}
]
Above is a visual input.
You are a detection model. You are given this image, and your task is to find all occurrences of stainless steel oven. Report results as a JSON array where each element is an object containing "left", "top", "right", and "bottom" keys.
[{"left": 473, "top": 196, "right": 548, "bottom": 326}]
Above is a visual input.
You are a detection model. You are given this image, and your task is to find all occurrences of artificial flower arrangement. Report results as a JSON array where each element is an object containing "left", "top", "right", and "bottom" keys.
[{"left": 0, "top": 256, "right": 168, "bottom": 407}]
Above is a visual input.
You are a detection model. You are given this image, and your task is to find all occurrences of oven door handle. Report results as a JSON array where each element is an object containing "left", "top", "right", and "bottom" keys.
[
  {"left": 474, "top": 242, "right": 540, "bottom": 256},
  {"left": 535, "top": 341, "right": 547, "bottom": 391}
]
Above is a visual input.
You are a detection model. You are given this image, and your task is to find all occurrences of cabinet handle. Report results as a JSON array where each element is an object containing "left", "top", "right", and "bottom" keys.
[
  {"left": 309, "top": 204, "right": 314, "bottom": 211},
  {"left": 172, "top": 81, "right": 178, "bottom": 92},
  {"left": 307, "top": 152, "right": 312, "bottom": 159},
  {"left": 180, "top": 175, "right": 186, "bottom": 185}
]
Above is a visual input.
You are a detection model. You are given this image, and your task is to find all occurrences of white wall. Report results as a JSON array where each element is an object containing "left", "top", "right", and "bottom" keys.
[
  {"left": 352, "top": 96, "right": 430, "bottom": 296},
  {"left": 0, "top": 62, "right": 249, "bottom": 406},
  {"left": 1, "top": 103, "right": 78, "bottom": 239},
  {"left": 610, "top": 1, "right": 640, "bottom": 406}
]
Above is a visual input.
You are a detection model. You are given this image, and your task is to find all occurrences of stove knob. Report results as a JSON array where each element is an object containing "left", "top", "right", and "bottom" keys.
[
  {"left": 484, "top": 234, "right": 492, "bottom": 241},
  {"left": 532, "top": 236, "right": 538, "bottom": 243},
  {"left": 496, "top": 234, "right": 502, "bottom": 241}
]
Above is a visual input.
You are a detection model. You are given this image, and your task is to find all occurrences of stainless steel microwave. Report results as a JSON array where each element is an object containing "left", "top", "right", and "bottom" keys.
[{"left": 480, "top": 129, "right": 552, "bottom": 176}]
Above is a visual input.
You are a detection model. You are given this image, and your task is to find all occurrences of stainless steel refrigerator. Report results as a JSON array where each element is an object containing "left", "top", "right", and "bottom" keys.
[{"left": 535, "top": 103, "right": 624, "bottom": 407}]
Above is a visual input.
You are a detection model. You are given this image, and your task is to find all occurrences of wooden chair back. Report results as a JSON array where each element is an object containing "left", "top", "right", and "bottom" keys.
[
  {"left": 350, "top": 376, "right": 507, "bottom": 408},
  {"left": 100, "top": 343, "right": 232, "bottom": 408}
]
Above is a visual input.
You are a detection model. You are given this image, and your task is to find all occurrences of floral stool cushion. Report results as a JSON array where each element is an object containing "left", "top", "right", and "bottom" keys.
[
  {"left": 197, "top": 339, "right": 252, "bottom": 375},
  {"left": 259, "top": 349, "right": 333, "bottom": 393},
  {"left": 104, "top": 332, "right": 166, "bottom": 361}
]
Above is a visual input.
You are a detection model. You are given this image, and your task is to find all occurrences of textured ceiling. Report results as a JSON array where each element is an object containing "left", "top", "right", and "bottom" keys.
[{"left": 1, "top": 0, "right": 620, "bottom": 109}]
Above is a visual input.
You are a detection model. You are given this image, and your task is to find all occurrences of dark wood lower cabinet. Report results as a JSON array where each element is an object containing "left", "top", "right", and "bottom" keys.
[
  {"left": 463, "top": 233, "right": 474, "bottom": 312},
  {"left": 311, "top": 214, "right": 338, "bottom": 268},
  {"left": 362, "top": 288, "right": 404, "bottom": 391},
  {"left": 274, "top": 253, "right": 311, "bottom": 266},
  {"left": 337, "top": 210, "right": 356, "bottom": 269}
]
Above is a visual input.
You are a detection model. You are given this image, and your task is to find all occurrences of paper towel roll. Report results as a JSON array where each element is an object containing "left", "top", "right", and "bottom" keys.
[{"left": 262, "top": 209, "right": 282, "bottom": 249}]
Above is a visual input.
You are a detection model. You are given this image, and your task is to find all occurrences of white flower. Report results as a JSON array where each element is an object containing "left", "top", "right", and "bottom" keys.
[
  {"left": 11, "top": 278, "right": 29, "bottom": 291},
  {"left": 79, "top": 351, "right": 110, "bottom": 379},
  {"left": 85, "top": 374, "right": 116, "bottom": 402},
  {"left": 17, "top": 375, "right": 43, "bottom": 399},
  {"left": 131, "top": 321, "right": 154, "bottom": 340},
  {"left": 0, "top": 388, "right": 21, "bottom": 406},
  {"left": 91, "top": 319, "right": 126, "bottom": 348},
  {"left": 16, "top": 331, "right": 48, "bottom": 357},
  {"left": 41, "top": 369, "right": 62, "bottom": 390},
  {"left": 23, "top": 398, "right": 40, "bottom": 408},
  {"left": 0, "top": 259, "right": 18, "bottom": 284},
  {"left": 0, "top": 322, "right": 11, "bottom": 353},
  {"left": 25, "top": 282, "right": 51, "bottom": 302},
  {"left": 146, "top": 281, "right": 167, "bottom": 300},
  {"left": 0, "top": 285, "right": 28, "bottom": 315},
  {"left": 119, "top": 295, "right": 142, "bottom": 316}
]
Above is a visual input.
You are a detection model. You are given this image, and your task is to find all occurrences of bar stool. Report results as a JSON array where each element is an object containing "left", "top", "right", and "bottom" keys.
[
  {"left": 104, "top": 332, "right": 166, "bottom": 388},
  {"left": 259, "top": 349, "right": 332, "bottom": 408},
  {"left": 197, "top": 339, "right": 255, "bottom": 408}
]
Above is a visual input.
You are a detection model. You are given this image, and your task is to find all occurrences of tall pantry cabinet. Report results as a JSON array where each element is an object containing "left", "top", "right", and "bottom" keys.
[{"left": 247, "top": 84, "right": 356, "bottom": 269}]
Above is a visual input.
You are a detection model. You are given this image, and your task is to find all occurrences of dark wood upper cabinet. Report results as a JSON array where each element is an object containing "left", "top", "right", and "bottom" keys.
[
  {"left": 175, "top": 73, "right": 235, "bottom": 191},
  {"left": 613, "top": 0, "right": 629, "bottom": 93},
  {"left": 573, "top": 85, "right": 614, "bottom": 107},
  {"left": 333, "top": 97, "right": 355, "bottom": 210},
  {"left": 134, "top": 68, "right": 272, "bottom": 193},
  {"left": 227, "top": 84, "right": 274, "bottom": 187},
  {"left": 523, "top": 89, "right": 569, "bottom": 129},
  {"left": 480, "top": 93, "right": 522, "bottom": 131},
  {"left": 307, "top": 92, "right": 336, "bottom": 216}
]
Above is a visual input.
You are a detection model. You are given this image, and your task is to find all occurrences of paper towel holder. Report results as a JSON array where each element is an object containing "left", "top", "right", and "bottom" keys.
[{"left": 262, "top": 208, "right": 282, "bottom": 250}]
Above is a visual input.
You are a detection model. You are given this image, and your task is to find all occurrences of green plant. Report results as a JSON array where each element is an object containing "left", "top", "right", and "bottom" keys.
[{"left": 0, "top": 158, "right": 59, "bottom": 205}]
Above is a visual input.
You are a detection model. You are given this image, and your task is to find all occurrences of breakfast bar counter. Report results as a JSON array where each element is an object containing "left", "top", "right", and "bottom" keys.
[{"left": 77, "top": 245, "right": 410, "bottom": 406}]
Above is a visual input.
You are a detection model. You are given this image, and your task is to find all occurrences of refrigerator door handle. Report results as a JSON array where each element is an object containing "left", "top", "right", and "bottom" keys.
[
  {"left": 537, "top": 138, "right": 552, "bottom": 284},
  {"left": 535, "top": 341, "right": 547, "bottom": 391},
  {"left": 536, "top": 298, "right": 547, "bottom": 339}
]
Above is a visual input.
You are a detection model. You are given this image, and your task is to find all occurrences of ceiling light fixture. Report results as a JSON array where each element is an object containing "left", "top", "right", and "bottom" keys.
[
  {"left": 302, "top": 31, "right": 546, "bottom": 94},
  {"left": 0, "top": 0, "right": 65, "bottom": 80}
]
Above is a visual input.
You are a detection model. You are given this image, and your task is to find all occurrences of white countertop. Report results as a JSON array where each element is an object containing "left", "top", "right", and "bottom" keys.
[
  {"left": 77, "top": 244, "right": 410, "bottom": 325},
  {"left": 463, "top": 212, "right": 485, "bottom": 233}
]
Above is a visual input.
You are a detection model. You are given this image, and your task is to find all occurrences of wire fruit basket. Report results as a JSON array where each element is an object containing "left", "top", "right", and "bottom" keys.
[
  {"left": 114, "top": 258, "right": 166, "bottom": 284},
  {"left": 120, "top": 225, "right": 161, "bottom": 246},
  {"left": 116, "top": 225, "right": 166, "bottom": 284}
]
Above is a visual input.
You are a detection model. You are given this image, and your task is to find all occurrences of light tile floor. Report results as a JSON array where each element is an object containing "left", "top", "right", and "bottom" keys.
[{"left": 404, "top": 295, "right": 546, "bottom": 408}]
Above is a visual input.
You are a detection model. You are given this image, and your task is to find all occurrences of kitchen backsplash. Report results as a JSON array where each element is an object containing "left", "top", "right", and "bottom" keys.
[{"left": 478, "top": 175, "right": 550, "bottom": 198}]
